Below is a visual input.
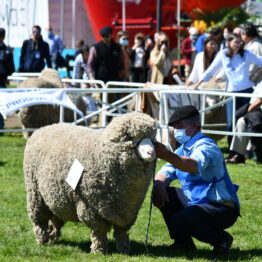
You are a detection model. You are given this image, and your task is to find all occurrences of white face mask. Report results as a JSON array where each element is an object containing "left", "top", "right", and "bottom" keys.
[
  {"left": 223, "top": 32, "right": 229, "bottom": 40},
  {"left": 174, "top": 128, "right": 191, "bottom": 144},
  {"left": 120, "top": 39, "right": 129, "bottom": 46}
]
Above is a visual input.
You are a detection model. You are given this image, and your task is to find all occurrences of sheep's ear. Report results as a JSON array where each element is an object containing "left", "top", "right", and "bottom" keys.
[{"left": 105, "top": 122, "right": 129, "bottom": 142}]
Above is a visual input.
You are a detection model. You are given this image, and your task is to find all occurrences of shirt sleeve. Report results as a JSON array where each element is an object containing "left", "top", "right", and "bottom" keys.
[
  {"left": 190, "top": 141, "right": 224, "bottom": 180},
  {"left": 245, "top": 49, "right": 262, "bottom": 66},
  {"left": 157, "top": 163, "right": 177, "bottom": 182},
  {"left": 188, "top": 52, "right": 203, "bottom": 83},
  {"left": 201, "top": 50, "right": 223, "bottom": 82}
]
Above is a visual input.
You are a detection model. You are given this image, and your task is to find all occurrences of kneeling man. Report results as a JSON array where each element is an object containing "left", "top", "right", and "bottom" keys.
[{"left": 154, "top": 105, "right": 240, "bottom": 255}]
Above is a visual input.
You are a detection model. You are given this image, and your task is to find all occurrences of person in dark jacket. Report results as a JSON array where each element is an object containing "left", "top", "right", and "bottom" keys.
[
  {"left": 87, "top": 26, "right": 124, "bottom": 84},
  {"left": 0, "top": 27, "right": 15, "bottom": 130},
  {"left": 0, "top": 28, "right": 15, "bottom": 87},
  {"left": 19, "top": 25, "right": 51, "bottom": 72}
]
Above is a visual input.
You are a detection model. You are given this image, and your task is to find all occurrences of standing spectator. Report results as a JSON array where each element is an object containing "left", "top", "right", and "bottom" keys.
[
  {"left": 44, "top": 26, "right": 64, "bottom": 69},
  {"left": 150, "top": 32, "right": 170, "bottom": 84},
  {"left": 19, "top": 25, "right": 51, "bottom": 72},
  {"left": 187, "top": 37, "right": 218, "bottom": 85},
  {"left": 117, "top": 30, "right": 130, "bottom": 82},
  {"left": 241, "top": 23, "right": 262, "bottom": 85},
  {"left": 0, "top": 27, "right": 15, "bottom": 131},
  {"left": 211, "top": 27, "right": 223, "bottom": 51},
  {"left": 87, "top": 26, "right": 123, "bottom": 84},
  {"left": 0, "top": 28, "right": 14, "bottom": 87},
  {"left": 182, "top": 27, "right": 199, "bottom": 78},
  {"left": 233, "top": 27, "right": 242, "bottom": 36},
  {"left": 195, "top": 31, "right": 208, "bottom": 54},
  {"left": 220, "top": 26, "right": 233, "bottom": 50},
  {"left": 87, "top": 26, "right": 124, "bottom": 103},
  {"left": 72, "top": 45, "right": 89, "bottom": 87},
  {"left": 195, "top": 27, "right": 223, "bottom": 54},
  {"left": 74, "top": 39, "right": 85, "bottom": 58},
  {"left": 130, "top": 33, "right": 147, "bottom": 83}
]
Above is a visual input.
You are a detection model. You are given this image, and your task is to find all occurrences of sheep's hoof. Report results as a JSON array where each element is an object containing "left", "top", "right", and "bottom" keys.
[
  {"left": 34, "top": 226, "right": 50, "bottom": 245},
  {"left": 90, "top": 247, "right": 108, "bottom": 254}
]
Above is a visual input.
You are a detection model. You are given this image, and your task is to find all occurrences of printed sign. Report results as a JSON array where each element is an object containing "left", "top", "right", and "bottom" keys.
[{"left": 0, "top": 88, "right": 84, "bottom": 119}]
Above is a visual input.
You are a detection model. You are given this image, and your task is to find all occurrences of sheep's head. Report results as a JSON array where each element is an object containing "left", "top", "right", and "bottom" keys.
[{"left": 103, "top": 112, "right": 157, "bottom": 162}]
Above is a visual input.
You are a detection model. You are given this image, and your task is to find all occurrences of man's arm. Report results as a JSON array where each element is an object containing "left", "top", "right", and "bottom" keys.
[
  {"left": 87, "top": 46, "right": 97, "bottom": 81},
  {"left": 247, "top": 98, "right": 262, "bottom": 113},
  {"left": 153, "top": 173, "right": 170, "bottom": 208},
  {"left": 155, "top": 142, "right": 198, "bottom": 173}
]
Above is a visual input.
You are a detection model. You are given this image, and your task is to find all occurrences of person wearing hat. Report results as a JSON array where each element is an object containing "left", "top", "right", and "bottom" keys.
[
  {"left": 153, "top": 105, "right": 240, "bottom": 255},
  {"left": 181, "top": 27, "right": 199, "bottom": 78},
  {"left": 87, "top": 25, "right": 124, "bottom": 102}
]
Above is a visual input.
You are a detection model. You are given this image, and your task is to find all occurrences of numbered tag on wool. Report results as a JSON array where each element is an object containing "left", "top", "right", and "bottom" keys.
[{"left": 66, "top": 159, "right": 84, "bottom": 190}]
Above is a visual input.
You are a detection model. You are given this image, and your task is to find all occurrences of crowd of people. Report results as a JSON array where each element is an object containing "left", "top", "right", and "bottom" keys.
[{"left": 1, "top": 23, "right": 262, "bottom": 160}]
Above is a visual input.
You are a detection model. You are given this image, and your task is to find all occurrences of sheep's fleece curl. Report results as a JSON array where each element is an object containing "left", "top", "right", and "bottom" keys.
[
  {"left": 24, "top": 112, "right": 157, "bottom": 254},
  {"left": 18, "top": 68, "right": 86, "bottom": 138}
]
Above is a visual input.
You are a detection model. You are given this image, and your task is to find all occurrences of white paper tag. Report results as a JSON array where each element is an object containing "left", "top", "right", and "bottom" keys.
[{"left": 65, "top": 159, "right": 84, "bottom": 190}]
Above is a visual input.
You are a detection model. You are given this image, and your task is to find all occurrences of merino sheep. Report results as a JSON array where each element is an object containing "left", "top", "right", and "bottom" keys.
[
  {"left": 24, "top": 112, "right": 157, "bottom": 254},
  {"left": 18, "top": 69, "right": 86, "bottom": 138}
]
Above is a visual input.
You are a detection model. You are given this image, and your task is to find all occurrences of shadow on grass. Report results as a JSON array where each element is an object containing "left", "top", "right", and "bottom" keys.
[
  {"left": 55, "top": 239, "right": 262, "bottom": 260},
  {"left": 0, "top": 161, "right": 6, "bottom": 166},
  {"left": 55, "top": 239, "right": 91, "bottom": 253}
]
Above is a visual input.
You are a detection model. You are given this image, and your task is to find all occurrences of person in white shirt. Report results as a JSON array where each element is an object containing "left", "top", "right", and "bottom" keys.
[
  {"left": 72, "top": 45, "right": 89, "bottom": 86},
  {"left": 241, "top": 23, "right": 262, "bottom": 85},
  {"left": 187, "top": 36, "right": 218, "bottom": 85}
]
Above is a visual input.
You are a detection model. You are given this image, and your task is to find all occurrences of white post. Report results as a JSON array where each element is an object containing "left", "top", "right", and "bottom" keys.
[
  {"left": 60, "top": 0, "right": 65, "bottom": 42},
  {"left": 122, "top": 0, "right": 126, "bottom": 31},
  {"left": 72, "top": 0, "right": 76, "bottom": 48},
  {"left": 176, "top": 0, "right": 181, "bottom": 72}
]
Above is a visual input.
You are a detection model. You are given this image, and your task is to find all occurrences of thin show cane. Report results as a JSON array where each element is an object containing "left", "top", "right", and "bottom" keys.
[{"left": 144, "top": 159, "right": 157, "bottom": 252}]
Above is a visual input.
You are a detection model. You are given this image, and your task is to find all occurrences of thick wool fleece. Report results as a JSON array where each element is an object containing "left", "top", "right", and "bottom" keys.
[
  {"left": 18, "top": 69, "right": 86, "bottom": 138},
  {"left": 23, "top": 112, "right": 157, "bottom": 253}
]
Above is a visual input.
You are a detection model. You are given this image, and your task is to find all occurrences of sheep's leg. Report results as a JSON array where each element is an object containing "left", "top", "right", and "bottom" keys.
[
  {"left": 90, "top": 224, "right": 111, "bottom": 254},
  {"left": 76, "top": 202, "right": 111, "bottom": 253},
  {"left": 48, "top": 214, "right": 65, "bottom": 242},
  {"left": 113, "top": 225, "right": 130, "bottom": 254},
  {"left": 26, "top": 186, "right": 52, "bottom": 244}
]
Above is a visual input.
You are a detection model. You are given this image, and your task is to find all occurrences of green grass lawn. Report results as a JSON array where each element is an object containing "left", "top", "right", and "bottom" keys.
[{"left": 0, "top": 133, "right": 262, "bottom": 261}]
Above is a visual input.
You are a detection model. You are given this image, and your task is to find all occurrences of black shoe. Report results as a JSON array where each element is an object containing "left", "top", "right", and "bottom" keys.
[
  {"left": 213, "top": 233, "right": 233, "bottom": 256},
  {"left": 225, "top": 153, "right": 245, "bottom": 164},
  {"left": 225, "top": 151, "right": 236, "bottom": 160}
]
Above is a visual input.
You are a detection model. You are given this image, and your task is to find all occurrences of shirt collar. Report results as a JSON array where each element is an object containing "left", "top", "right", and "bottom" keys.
[{"left": 183, "top": 131, "right": 203, "bottom": 150}]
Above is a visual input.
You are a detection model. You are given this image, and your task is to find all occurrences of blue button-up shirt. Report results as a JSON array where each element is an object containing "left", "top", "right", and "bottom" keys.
[
  {"left": 201, "top": 49, "right": 262, "bottom": 92},
  {"left": 44, "top": 34, "right": 63, "bottom": 56},
  {"left": 158, "top": 131, "right": 234, "bottom": 203}
]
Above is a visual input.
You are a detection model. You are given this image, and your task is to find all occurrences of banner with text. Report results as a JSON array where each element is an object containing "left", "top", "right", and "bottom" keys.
[{"left": 0, "top": 89, "right": 84, "bottom": 119}]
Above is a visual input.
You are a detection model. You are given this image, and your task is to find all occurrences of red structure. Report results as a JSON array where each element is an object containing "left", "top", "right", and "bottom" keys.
[{"left": 83, "top": 0, "right": 245, "bottom": 47}]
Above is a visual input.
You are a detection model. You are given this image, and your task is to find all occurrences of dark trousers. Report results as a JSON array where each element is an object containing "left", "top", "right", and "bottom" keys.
[
  {"left": 160, "top": 187, "right": 239, "bottom": 246},
  {"left": 131, "top": 67, "right": 145, "bottom": 83}
]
